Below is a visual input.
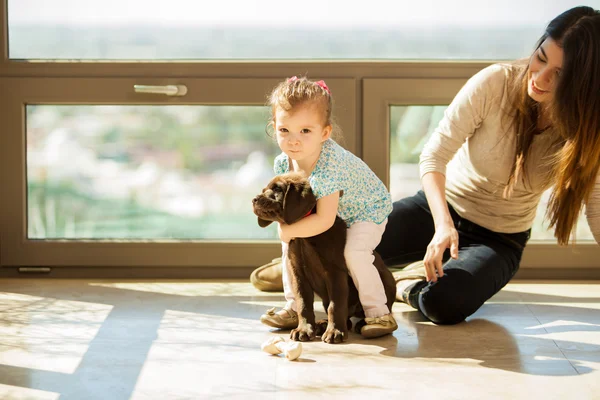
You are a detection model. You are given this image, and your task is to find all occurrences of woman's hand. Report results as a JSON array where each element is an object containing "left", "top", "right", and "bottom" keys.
[
  {"left": 424, "top": 222, "right": 459, "bottom": 282},
  {"left": 421, "top": 171, "right": 459, "bottom": 282},
  {"left": 278, "top": 223, "right": 292, "bottom": 244}
]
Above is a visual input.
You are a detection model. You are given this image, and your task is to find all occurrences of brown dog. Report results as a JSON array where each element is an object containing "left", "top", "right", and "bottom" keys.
[{"left": 252, "top": 172, "right": 396, "bottom": 343}]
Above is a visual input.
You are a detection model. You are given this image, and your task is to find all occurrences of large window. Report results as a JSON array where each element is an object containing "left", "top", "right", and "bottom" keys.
[
  {"left": 8, "top": 0, "right": 592, "bottom": 60},
  {"left": 2, "top": 1, "right": 599, "bottom": 271},
  {"left": 0, "top": 77, "right": 356, "bottom": 267}
]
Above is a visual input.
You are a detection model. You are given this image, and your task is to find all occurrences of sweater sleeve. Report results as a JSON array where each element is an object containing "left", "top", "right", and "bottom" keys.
[
  {"left": 419, "top": 64, "right": 505, "bottom": 178},
  {"left": 585, "top": 171, "right": 600, "bottom": 245}
]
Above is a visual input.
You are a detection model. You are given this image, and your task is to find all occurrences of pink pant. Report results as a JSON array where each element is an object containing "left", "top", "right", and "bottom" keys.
[{"left": 282, "top": 219, "right": 389, "bottom": 318}]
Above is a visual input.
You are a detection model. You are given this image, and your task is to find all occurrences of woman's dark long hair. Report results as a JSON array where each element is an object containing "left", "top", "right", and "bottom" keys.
[{"left": 504, "top": 6, "right": 600, "bottom": 245}]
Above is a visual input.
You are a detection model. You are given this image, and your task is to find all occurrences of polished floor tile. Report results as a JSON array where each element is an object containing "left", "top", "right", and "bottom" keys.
[{"left": 0, "top": 279, "right": 598, "bottom": 399}]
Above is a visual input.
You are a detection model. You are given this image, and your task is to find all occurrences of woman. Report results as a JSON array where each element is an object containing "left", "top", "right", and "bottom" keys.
[
  {"left": 250, "top": 6, "right": 600, "bottom": 326},
  {"left": 378, "top": 5, "right": 600, "bottom": 324}
]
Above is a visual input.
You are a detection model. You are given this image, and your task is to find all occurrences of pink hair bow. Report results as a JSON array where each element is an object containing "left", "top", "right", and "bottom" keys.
[
  {"left": 315, "top": 80, "right": 331, "bottom": 94},
  {"left": 287, "top": 76, "right": 299, "bottom": 82}
]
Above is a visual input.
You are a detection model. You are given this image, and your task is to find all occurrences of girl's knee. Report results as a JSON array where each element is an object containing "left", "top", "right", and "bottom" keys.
[{"left": 344, "top": 247, "right": 371, "bottom": 263}]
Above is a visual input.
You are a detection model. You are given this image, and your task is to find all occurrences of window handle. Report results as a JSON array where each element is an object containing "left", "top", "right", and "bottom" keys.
[{"left": 134, "top": 85, "right": 188, "bottom": 96}]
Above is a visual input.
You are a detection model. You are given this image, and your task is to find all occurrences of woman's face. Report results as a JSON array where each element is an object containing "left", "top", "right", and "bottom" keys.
[{"left": 527, "top": 37, "right": 564, "bottom": 104}]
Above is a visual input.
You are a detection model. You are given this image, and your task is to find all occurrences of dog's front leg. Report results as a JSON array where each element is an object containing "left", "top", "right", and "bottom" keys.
[
  {"left": 288, "top": 242, "right": 316, "bottom": 342},
  {"left": 290, "top": 282, "right": 316, "bottom": 342},
  {"left": 322, "top": 269, "right": 349, "bottom": 344}
]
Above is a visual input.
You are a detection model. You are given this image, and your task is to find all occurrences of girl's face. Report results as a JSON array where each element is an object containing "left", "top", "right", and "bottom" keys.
[
  {"left": 275, "top": 102, "right": 332, "bottom": 163},
  {"left": 527, "top": 37, "right": 564, "bottom": 104}
]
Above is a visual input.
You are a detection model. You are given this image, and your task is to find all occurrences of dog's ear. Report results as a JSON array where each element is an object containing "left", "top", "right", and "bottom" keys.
[
  {"left": 257, "top": 217, "right": 273, "bottom": 228},
  {"left": 282, "top": 180, "right": 316, "bottom": 224}
]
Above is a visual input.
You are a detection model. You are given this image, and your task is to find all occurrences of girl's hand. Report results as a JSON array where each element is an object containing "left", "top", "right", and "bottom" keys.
[
  {"left": 278, "top": 223, "right": 292, "bottom": 244},
  {"left": 423, "top": 222, "right": 459, "bottom": 282}
]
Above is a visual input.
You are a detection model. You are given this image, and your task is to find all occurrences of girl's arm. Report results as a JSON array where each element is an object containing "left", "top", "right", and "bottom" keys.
[{"left": 279, "top": 191, "right": 340, "bottom": 242}]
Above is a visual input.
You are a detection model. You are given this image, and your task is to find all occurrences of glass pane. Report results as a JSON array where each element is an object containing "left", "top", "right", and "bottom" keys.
[
  {"left": 389, "top": 105, "right": 445, "bottom": 201},
  {"left": 389, "top": 105, "right": 595, "bottom": 242},
  {"left": 27, "top": 105, "right": 279, "bottom": 240},
  {"left": 8, "top": 0, "right": 592, "bottom": 60},
  {"left": 531, "top": 190, "right": 595, "bottom": 242}
]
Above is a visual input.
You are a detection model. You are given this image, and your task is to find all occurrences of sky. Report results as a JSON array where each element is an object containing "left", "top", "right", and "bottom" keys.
[{"left": 9, "top": 0, "right": 600, "bottom": 27}]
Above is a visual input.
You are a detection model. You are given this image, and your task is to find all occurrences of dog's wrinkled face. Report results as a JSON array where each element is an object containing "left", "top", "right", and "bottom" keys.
[{"left": 252, "top": 173, "right": 317, "bottom": 227}]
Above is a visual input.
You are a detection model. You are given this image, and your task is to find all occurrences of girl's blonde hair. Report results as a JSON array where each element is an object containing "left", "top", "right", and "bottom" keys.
[{"left": 267, "top": 76, "right": 341, "bottom": 140}]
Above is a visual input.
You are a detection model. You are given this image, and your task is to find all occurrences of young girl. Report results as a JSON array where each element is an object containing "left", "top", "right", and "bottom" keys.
[{"left": 259, "top": 76, "right": 397, "bottom": 339}]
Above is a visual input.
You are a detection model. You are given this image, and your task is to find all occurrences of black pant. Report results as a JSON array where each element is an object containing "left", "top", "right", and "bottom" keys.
[{"left": 376, "top": 191, "right": 530, "bottom": 325}]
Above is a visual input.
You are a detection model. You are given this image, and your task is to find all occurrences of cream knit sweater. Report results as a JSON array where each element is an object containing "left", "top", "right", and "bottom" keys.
[{"left": 419, "top": 63, "right": 600, "bottom": 243}]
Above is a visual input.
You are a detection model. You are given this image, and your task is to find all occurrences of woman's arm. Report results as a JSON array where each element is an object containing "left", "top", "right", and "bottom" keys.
[
  {"left": 279, "top": 191, "right": 340, "bottom": 242},
  {"left": 421, "top": 172, "right": 459, "bottom": 282},
  {"left": 419, "top": 65, "right": 500, "bottom": 177},
  {"left": 417, "top": 65, "right": 502, "bottom": 280}
]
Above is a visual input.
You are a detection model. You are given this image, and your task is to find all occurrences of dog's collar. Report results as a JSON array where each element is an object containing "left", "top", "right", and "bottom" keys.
[{"left": 303, "top": 207, "right": 316, "bottom": 218}]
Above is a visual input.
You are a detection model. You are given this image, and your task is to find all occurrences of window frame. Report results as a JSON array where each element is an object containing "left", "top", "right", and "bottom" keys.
[{"left": 0, "top": 77, "right": 356, "bottom": 267}]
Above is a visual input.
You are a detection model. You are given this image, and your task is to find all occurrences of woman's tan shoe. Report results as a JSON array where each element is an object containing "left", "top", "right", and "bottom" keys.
[
  {"left": 250, "top": 258, "right": 284, "bottom": 292},
  {"left": 260, "top": 307, "right": 298, "bottom": 329},
  {"left": 391, "top": 260, "right": 427, "bottom": 303},
  {"left": 391, "top": 260, "right": 427, "bottom": 281}
]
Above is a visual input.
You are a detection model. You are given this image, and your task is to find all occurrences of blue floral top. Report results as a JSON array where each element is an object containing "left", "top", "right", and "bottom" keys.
[{"left": 274, "top": 139, "right": 392, "bottom": 226}]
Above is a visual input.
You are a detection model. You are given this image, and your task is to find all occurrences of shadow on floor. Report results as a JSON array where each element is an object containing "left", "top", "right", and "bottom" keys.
[{"left": 0, "top": 281, "right": 598, "bottom": 399}]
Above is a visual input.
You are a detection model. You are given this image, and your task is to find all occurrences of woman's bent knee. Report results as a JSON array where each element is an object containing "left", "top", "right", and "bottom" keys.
[
  {"left": 417, "top": 271, "right": 479, "bottom": 325},
  {"left": 419, "top": 289, "right": 467, "bottom": 325}
]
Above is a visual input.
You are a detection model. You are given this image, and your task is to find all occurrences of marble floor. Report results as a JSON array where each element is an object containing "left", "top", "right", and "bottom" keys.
[{"left": 0, "top": 279, "right": 599, "bottom": 400}]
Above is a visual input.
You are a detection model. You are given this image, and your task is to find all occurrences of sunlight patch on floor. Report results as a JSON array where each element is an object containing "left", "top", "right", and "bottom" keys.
[
  {"left": 0, "top": 292, "right": 112, "bottom": 373},
  {"left": 0, "top": 383, "right": 60, "bottom": 400}
]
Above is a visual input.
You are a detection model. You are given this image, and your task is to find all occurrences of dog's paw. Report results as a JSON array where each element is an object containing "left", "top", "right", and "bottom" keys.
[
  {"left": 322, "top": 326, "right": 347, "bottom": 344},
  {"left": 290, "top": 321, "right": 315, "bottom": 342}
]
